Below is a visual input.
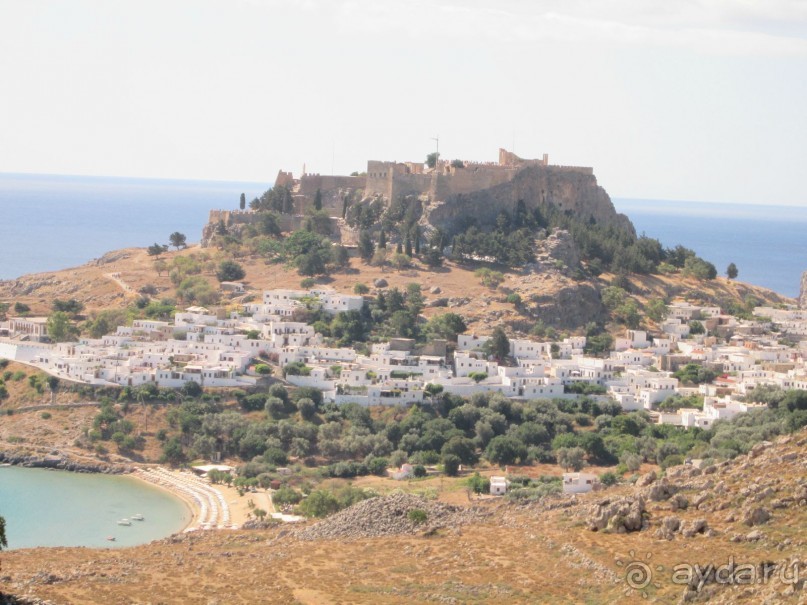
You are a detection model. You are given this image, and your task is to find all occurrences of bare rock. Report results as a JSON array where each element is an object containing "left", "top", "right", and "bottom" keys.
[
  {"left": 635, "top": 470, "right": 657, "bottom": 488},
  {"left": 670, "top": 494, "right": 689, "bottom": 512},
  {"left": 749, "top": 441, "right": 772, "bottom": 459},
  {"left": 745, "top": 529, "right": 765, "bottom": 542},
  {"left": 586, "top": 496, "right": 645, "bottom": 533},
  {"left": 655, "top": 516, "right": 681, "bottom": 540},
  {"left": 681, "top": 518, "right": 708, "bottom": 538},
  {"left": 692, "top": 493, "right": 710, "bottom": 509},
  {"left": 373, "top": 278, "right": 388, "bottom": 288},
  {"left": 429, "top": 286, "right": 442, "bottom": 294},
  {"left": 742, "top": 507, "right": 771, "bottom": 527},
  {"left": 642, "top": 477, "right": 678, "bottom": 502}
]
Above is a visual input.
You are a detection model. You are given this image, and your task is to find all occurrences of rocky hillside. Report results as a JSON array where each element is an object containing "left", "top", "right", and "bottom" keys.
[
  {"left": 2, "top": 430, "right": 806, "bottom": 604},
  {"left": 0, "top": 235, "right": 792, "bottom": 337}
]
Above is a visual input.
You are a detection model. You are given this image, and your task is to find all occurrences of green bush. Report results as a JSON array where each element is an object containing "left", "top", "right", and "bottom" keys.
[
  {"left": 599, "top": 471, "right": 618, "bottom": 486},
  {"left": 407, "top": 509, "right": 427, "bottom": 524},
  {"left": 661, "top": 454, "right": 684, "bottom": 470}
]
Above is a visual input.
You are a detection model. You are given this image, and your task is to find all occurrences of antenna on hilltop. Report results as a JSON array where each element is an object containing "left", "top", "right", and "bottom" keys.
[{"left": 431, "top": 136, "right": 439, "bottom": 155}]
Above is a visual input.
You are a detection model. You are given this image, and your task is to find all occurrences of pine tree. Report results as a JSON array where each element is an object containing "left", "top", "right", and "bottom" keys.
[
  {"left": 314, "top": 189, "right": 323, "bottom": 211},
  {"left": 378, "top": 229, "right": 387, "bottom": 249},
  {"left": 726, "top": 262, "right": 738, "bottom": 280},
  {"left": 358, "top": 230, "right": 374, "bottom": 261}
]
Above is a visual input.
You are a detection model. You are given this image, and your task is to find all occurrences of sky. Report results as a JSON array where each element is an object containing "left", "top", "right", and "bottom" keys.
[{"left": 1, "top": 0, "right": 806, "bottom": 205}]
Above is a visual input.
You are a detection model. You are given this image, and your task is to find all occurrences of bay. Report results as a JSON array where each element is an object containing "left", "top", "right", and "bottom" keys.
[{"left": 0, "top": 466, "right": 190, "bottom": 549}]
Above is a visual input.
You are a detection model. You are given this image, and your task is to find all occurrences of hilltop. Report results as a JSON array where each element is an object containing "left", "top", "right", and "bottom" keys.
[{"left": 0, "top": 240, "right": 790, "bottom": 337}]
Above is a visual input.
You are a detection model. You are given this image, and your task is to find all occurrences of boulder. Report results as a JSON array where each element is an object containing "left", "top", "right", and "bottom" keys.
[
  {"left": 373, "top": 278, "right": 388, "bottom": 288},
  {"left": 745, "top": 530, "right": 764, "bottom": 542},
  {"left": 429, "top": 286, "right": 442, "bottom": 294},
  {"left": 670, "top": 494, "right": 689, "bottom": 512},
  {"left": 655, "top": 516, "right": 681, "bottom": 541},
  {"left": 742, "top": 507, "right": 771, "bottom": 527},
  {"left": 681, "top": 518, "right": 708, "bottom": 538},
  {"left": 748, "top": 441, "right": 772, "bottom": 459},
  {"left": 586, "top": 496, "right": 645, "bottom": 533},
  {"left": 635, "top": 471, "right": 657, "bottom": 488},
  {"left": 641, "top": 477, "right": 678, "bottom": 502}
]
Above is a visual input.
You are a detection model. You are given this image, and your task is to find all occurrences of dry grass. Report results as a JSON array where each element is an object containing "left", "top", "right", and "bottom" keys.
[{"left": 4, "top": 432, "right": 806, "bottom": 604}]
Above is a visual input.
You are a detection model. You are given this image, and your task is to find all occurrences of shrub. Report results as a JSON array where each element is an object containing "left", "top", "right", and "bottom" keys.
[
  {"left": 599, "top": 471, "right": 618, "bottom": 486},
  {"left": 300, "top": 277, "right": 316, "bottom": 289},
  {"left": 216, "top": 260, "right": 246, "bottom": 282},
  {"left": 273, "top": 486, "right": 303, "bottom": 507},
  {"left": 474, "top": 268, "right": 504, "bottom": 289},
  {"left": 254, "top": 364, "right": 272, "bottom": 375},
  {"left": 407, "top": 509, "right": 427, "bottom": 524},
  {"left": 442, "top": 454, "right": 461, "bottom": 476},
  {"left": 298, "top": 490, "right": 340, "bottom": 518},
  {"left": 40, "top": 411, "right": 51, "bottom": 419},
  {"left": 467, "top": 472, "right": 490, "bottom": 494},
  {"left": 661, "top": 454, "right": 684, "bottom": 470}
]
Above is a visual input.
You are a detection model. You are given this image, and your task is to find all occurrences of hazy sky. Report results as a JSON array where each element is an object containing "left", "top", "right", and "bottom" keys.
[{"left": 1, "top": 0, "right": 806, "bottom": 204}]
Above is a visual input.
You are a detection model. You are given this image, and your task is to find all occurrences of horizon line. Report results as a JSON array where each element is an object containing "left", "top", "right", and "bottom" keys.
[{"left": 1, "top": 170, "right": 804, "bottom": 209}]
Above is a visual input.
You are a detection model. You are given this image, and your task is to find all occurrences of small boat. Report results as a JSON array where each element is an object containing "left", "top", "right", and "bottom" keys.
[
  {"left": 106, "top": 536, "right": 116, "bottom": 541},
  {"left": 131, "top": 514, "right": 144, "bottom": 521},
  {"left": 117, "top": 519, "right": 131, "bottom": 526}
]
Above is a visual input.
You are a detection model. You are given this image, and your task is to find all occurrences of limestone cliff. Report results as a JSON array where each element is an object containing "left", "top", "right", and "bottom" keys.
[{"left": 423, "top": 164, "right": 634, "bottom": 238}]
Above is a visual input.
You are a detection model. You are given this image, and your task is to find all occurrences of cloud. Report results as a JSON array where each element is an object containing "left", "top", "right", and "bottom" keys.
[{"left": 251, "top": 0, "right": 807, "bottom": 56}]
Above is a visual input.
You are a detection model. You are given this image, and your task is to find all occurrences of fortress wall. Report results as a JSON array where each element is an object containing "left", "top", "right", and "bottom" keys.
[
  {"left": 208, "top": 210, "right": 257, "bottom": 227},
  {"left": 432, "top": 166, "right": 516, "bottom": 199},
  {"left": 389, "top": 173, "right": 432, "bottom": 200},
  {"left": 295, "top": 175, "right": 365, "bottom": 215},
  {"left": 298, "top": 175, "right": 365, "bottom": 196},
  {"left": 425, "top": 165, "right": 634, "bottom": 237},
  {"left": 547, "top": 165, "right": 594, "bottom": 176}
]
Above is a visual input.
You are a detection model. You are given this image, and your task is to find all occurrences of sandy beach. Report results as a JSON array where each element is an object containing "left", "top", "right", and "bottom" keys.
[{"left": 130, "top": 467, "right": 275, "bottom": 531}]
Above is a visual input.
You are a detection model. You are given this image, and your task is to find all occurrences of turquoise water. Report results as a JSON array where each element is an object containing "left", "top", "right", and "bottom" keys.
[{"left": 0, "top": 466, "right": 191, "bottom": 549}]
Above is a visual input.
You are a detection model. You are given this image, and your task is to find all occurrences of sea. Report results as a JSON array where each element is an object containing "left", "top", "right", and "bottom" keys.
[
  {"left": 613, "top": 198, "right": 807, "bottom": 299},
  {"left": 0, "top": 466, "right": 191, "bottom": 549},
  {"left": 0, "top": 172, "right": 269, "bottom": 282},
  {"left": 0, "top": 173, "right": 804, "bottom": 297}
]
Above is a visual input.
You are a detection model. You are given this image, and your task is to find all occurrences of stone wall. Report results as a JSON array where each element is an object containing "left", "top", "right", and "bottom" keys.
[
  {"left": 423, "top": 164, "right": 634, "bottom": 237},
  {"left": 431, "top": 165, "right": 516, "bottom": 199}
]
